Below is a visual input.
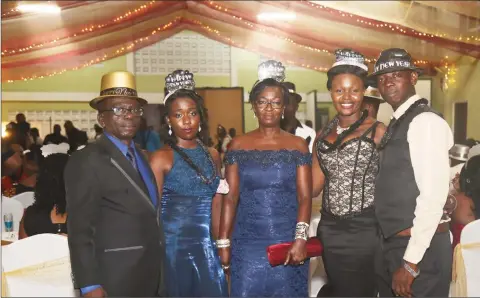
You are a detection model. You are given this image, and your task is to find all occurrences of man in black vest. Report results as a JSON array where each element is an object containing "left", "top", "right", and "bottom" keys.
[{"left": 370, "top": 48, "right": 453, "bottom": 297}]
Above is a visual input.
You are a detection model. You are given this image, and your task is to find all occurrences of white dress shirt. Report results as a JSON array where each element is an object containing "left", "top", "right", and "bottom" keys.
[
  {"left": 391, "top": 94, "right": 454, "bottom": 264},
  {"left": 295, "top": 122, "right": 317, "bottom": 153}
]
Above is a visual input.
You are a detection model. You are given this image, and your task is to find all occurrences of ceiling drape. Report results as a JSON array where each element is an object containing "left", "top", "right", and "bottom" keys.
[{"left": 1, "top": 0, "right": 479, "bottom": 82}]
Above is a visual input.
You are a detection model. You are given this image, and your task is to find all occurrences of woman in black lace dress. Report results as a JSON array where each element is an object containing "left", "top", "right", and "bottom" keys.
[{"left": 312, "top": 49, "right": 386, "bottom": 296}]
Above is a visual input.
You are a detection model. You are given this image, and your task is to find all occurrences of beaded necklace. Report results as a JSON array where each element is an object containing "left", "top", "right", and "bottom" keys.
[{"left": 167, "top": 139, "right": 217, "bottom": 185}]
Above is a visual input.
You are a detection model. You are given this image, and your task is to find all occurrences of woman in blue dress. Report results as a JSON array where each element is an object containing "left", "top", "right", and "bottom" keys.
[
  {"left": 218, "top": 60, "right": 312, "bottom": 297},
  {"left": 149, "top": 70, "right": 228, "bottom": 297}
]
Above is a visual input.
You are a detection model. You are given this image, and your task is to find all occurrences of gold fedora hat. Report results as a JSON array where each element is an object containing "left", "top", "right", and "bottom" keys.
[{"left": 90, "top": 71, "right": 147, "bottom": 109}]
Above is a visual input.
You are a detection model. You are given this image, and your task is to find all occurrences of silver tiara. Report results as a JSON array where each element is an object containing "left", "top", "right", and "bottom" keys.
[
  {"left": 164, "top": 70, "right": 195, "bottom": 102},
  {"left": 258, "top": 60, "right": 285, "bottom": 82},
  {"left": 332, "top": 49, "right": 368, "bottom": 71}
]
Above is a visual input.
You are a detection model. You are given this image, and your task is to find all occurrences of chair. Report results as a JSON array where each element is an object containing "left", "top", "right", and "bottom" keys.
[
  {"left": 458, "top": 220, "right": 480, "bottom": 297},
  {"left": 1, "top": 198, "right": 24, "bottom": 234},
  {"left": 1, "top": 234, "right": 78, "bottom": 297},
  {"left": 11, "top": 192, "right": 35, "bottom": 209}
]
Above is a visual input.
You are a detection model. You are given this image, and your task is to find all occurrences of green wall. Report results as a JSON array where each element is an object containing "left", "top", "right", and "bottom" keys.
[
  {"left": 2, "top": 56, "right": 127, "bottom": 92},
  {"left": 2, "top": 31, "right": 478, "bottom": 138},
  {"left": 430, "top": 57, "right": 480, "bottom": 140},
  {"left": 2, "top": 44, "right": 329, "bottom": 134},
  {"left": 1, "top": 102, "right": 90, "bottom": 120}
]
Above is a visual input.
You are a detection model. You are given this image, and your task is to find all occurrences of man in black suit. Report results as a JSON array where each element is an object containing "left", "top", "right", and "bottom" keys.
[{"left": 65, "top": 71, "right": 166, "bottom": 297}]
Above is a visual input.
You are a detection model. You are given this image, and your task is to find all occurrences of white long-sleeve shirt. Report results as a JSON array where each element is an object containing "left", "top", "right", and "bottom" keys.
[
  {"left": 391, "top": 94, "right": 454, "bottom": 264},
  {"left": 295, "top": 122, "right": 317, "bottom": 153}
]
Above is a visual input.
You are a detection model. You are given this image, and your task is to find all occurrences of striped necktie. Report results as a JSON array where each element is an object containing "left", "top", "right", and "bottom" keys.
[{"left": 126, "top": 147, "right": 138, "bottom": 171}]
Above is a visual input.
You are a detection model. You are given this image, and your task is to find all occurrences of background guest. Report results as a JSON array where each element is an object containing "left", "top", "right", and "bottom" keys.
[
  {"left": 64, "top": 120, "right": 88, "bottom": 153},
  {"left": 361, "top": 86, "right": 384, "bottom": 119},
  {"left": 44, "top": 124, "right": 69, "bottom": 145},
  {"left": 19, "top": 144, "right": 70, "bottom": 239},
  {"left": 94, "top": 124, "right": 103, "bottom": 140},
  {"left": 280, "top": 82, "right": 316, "bottom": 152},
  {"left": 134, "top": 117, "right": 162, "bottom": 152},
  {"left": 451, "top": 146, "right": 480, "bottom": 247},
  {"left": 449, "top": 144, "right": 469, "bottom": 191},
  {"left": 15, "top": 113, "right": 31, "bottom": 149}
]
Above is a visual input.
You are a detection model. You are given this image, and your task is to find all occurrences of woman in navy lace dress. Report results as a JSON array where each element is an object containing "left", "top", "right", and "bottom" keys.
[
  {"left": 149, "top": 70, "right": 227, "bottom": 297},
  {"left": 218, "top": 61, "right": 312, "bottom": 297},
  {"left": 312, "top": 49, "right": 386, "bottom": 296}
]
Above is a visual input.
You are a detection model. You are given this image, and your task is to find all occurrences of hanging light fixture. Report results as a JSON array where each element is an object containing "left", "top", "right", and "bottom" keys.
[{"left": 16, "top": 1, "right": 61, "bottom": 14}]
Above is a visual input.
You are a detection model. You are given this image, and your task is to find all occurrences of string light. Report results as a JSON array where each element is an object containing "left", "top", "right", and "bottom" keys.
[
  {"left": 1, "top": 7, "right": 22, "bottom": 18},
  {"left": 303, "top": 1, "right": 480, "bottom": 45},
  {"left": 186, "top": 19, "right": 331, "bottom": 72},
  {"left": 3, "top": 16, "right": 439, "bottom": 83},
  {"left": 205, "top": 1, "right": 437, "bottom": 67},
  {"left": 1, "top": 1, "right": 158, "bottom": 56},
  {"left": 4, "top": 17, "right": 329, "bottom": 83},
  {"left": 4, "top": 17, "right": 181, "bottom": 83},
  {"left": 204, "top": 1, "right": 334, "bottom": 56}
]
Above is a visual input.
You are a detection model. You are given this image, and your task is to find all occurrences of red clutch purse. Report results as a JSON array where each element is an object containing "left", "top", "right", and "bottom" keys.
[{"left": 266, "top": 237, "right": 323, "bottom": 267}]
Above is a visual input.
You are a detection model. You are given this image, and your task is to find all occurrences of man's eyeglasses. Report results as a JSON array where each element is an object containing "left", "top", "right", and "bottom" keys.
[
  {"left": 255, "top": 100, "right": 283, "bottom": 110},
  {"left": 100, "top": 107, "right": 144, "bottom": 117}
]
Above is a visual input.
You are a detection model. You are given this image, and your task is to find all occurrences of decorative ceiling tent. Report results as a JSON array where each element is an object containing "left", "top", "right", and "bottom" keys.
[{"left": 1, "top": 1, "right": 479, "bottom": 82}]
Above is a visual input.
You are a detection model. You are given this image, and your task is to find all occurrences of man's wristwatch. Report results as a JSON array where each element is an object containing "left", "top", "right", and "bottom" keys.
[{"left": 403, "top": 261, "right": 420, "bottom": 278}]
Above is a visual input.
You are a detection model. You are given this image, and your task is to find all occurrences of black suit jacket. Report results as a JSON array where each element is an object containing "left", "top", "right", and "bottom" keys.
[{"left": 65, "top": 135, "right": 166, "bottom": 297}]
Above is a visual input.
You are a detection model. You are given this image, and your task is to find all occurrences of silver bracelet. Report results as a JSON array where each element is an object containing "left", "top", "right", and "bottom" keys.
[
  {"left": 221, "top": 264, "right": 230, "bottom": 270},
  {"left": 295, "top": 222, "right": 309, "bottom": 241},
  {"left": 403, "top": 261, "right": 420, "bottom": 278},
  {"left": 216, "top": 239, "right": 231, "bottom": 248}
]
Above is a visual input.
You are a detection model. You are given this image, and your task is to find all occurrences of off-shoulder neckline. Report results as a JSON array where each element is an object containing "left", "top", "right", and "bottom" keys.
[{"left": 227, "top": 149, "right": 310, "bottom": 154}]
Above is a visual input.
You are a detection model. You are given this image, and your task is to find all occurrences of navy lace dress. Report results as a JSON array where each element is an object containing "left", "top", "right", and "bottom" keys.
[
  {"left": 225, "top": 150, "right": 311, "bottom": 297},
  {"left": 161, "top": 146, "right": 227, "bottom": 297}
]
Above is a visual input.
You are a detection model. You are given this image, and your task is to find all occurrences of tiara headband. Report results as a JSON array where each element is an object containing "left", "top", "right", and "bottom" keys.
[
  {"left": 164, "top": 69, "right": 196, "bottom": 103},
  {"left": 331, "top": 49, "right": 368, "bottom": 71},
  {"left": 257, "top": 60, "right": 286, "bottom": 82}
]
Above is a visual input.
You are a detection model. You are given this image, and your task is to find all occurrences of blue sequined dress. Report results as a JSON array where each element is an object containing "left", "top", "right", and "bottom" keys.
[
  {"left": 161, "top": 146, "right": 227, "bottom": 297},
  {"left": 224, "top": 149, "right": 312, "bottom": 297}
]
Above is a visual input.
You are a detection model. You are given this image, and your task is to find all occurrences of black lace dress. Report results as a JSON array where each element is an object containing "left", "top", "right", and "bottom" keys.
[{"left": 315, "top": 117, "right": 380, "bottom": 297}]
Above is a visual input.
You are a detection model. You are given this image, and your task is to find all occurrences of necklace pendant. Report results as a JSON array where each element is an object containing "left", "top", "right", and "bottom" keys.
[{"left": 336, "top": 126, "right": 349, "bottom": 135}]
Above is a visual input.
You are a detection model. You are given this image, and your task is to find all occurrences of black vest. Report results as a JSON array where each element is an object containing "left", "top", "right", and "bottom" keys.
[{"left": 375, "top": 99, "right": 440, "bottom": 238}]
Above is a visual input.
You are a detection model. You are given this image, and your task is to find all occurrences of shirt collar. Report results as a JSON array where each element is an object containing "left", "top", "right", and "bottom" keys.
[
  {"left": 104, "top": 132, "right": 135, "bottom": 156},
  {"left": 392, "top": 94, "right": 422, "bottom": 119}
]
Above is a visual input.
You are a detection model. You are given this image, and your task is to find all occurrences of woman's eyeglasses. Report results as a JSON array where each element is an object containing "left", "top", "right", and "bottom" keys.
[
  {"left": 255, "top": 100, "right": 283, "bottom": 110},
  {"left": 101, "top": 107, "right": 144, "bottom": 117}
]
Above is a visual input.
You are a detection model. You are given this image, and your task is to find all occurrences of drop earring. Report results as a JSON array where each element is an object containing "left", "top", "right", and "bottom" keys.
[
  {"left": 253, "top": 113, "right": 256, "bottom": 118},
  {"left": 282, "top": 112, "right": 284, "bottom": 119},
  {"left": 199, "top": 126, "right": 202, "bottom": 132},
  {"left": 168, "top": 125, "right": 172, "bottom": 135}
]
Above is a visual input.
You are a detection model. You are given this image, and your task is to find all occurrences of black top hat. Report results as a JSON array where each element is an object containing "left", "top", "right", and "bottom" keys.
[
  {"left": 282, "top": 82, "right": 302, "bottom": 103},
  {"left": 368, "top": 48, "right": 423, "bottom": 86}
]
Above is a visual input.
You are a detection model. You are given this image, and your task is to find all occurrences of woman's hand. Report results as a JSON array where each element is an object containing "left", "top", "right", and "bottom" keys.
[{"left": 285, "top": 239, "right": 307, "bottom": 266}]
